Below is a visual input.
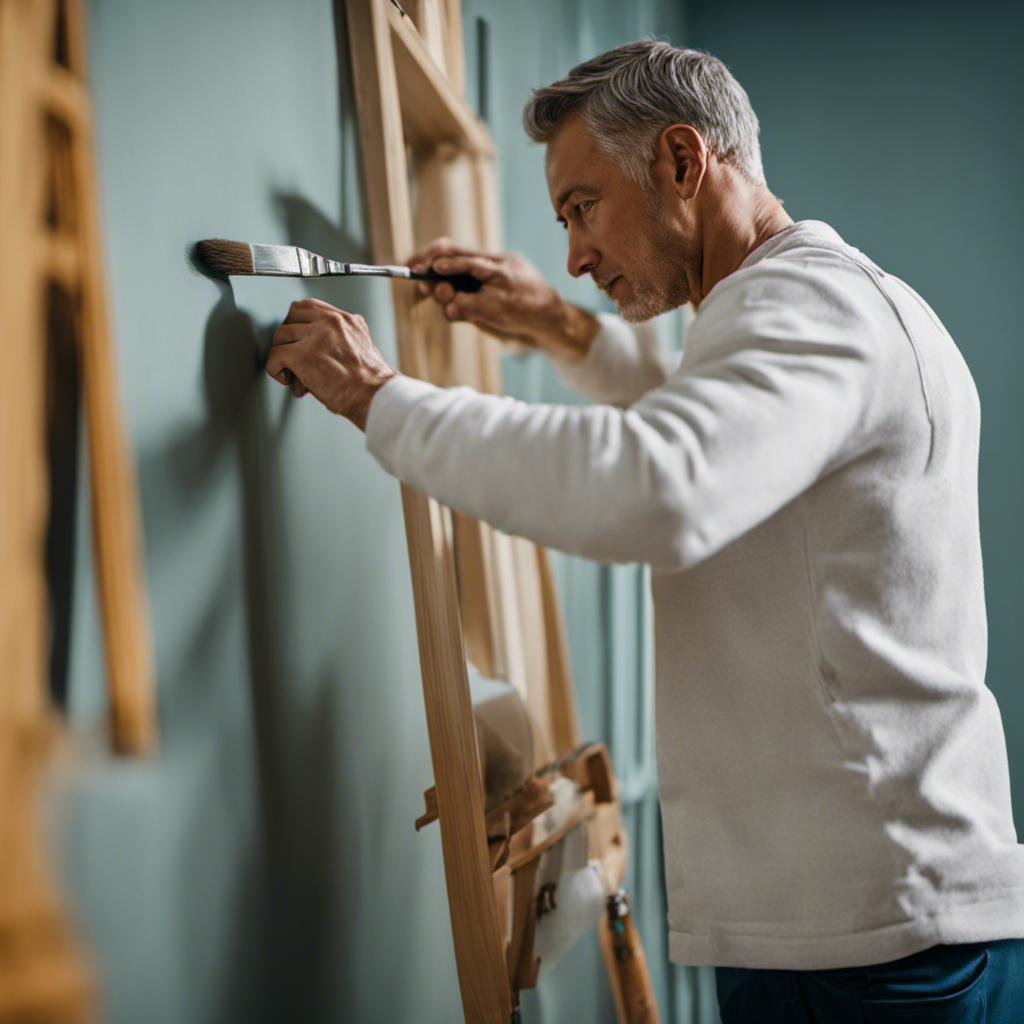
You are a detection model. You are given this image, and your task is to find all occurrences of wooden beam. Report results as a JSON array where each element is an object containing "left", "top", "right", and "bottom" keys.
[
  {"left": 343, "top": 3, "right": 658, "bottom": 1020},
  {"left": 343, "top": 3, "right": 510, "bottom": 1020},
  {"left": 0, "top": 1, "right": 95, "bottom": 1018},
  {"left": 441, "top": 0, "right": 465, "bottom": 98},
  {"left": 537, "top": 546, "right": 582, "bottom": 755},
  {"left": 405, "top": 0, "right": 447, "bottom": 73},
  {"left": 39, "top": 232, "right": 78, "bottom": 295},
  {"left": 387, "top": 0, "right": 492, "bottom": 156},
  {"left": 414, "top": 142, "right": 512, "bottom": 680},
  {"left": 38, "top": 64, "right": 88, "bottom": 127},
  {"left": 71, "top": 0, "right": 156, "bottom": 754}
]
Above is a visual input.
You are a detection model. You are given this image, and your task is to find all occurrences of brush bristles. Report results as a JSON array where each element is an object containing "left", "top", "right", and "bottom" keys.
[{"left": 196, "top": 238, "right": 254, "bottom": 276}]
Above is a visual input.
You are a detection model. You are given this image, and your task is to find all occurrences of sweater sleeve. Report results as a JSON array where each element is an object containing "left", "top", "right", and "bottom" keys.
[
  {"left": 546, "top": 311, "right": 678, "bottom": 406},
  {"left": 365, "top": 266, "right": 878, "bottom": 570}
]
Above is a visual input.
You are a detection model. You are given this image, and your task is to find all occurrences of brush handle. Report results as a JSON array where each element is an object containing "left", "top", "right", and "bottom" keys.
[
  {"left": 412, "top": 270, "right": 482, "bottom": 293},
  {"left": 342, "top": 262, "right": 481, "bottom": 292}
]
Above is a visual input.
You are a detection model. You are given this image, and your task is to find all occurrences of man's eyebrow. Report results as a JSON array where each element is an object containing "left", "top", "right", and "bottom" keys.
[{"left": 554, "top": 181, "right": 600, "bottom": 215}]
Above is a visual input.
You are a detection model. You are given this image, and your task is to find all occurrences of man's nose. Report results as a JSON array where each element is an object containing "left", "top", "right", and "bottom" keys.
[{"left": 567, "top": 229, "right": 599, "bottom": 279}]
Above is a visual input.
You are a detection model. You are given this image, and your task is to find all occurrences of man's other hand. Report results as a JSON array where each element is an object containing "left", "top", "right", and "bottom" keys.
[
  {"left": 266, "top": 298, "right": 397, "bottom": 431},
  {"left": 407, "top": 239, "right": 599, "bottom": 359}
]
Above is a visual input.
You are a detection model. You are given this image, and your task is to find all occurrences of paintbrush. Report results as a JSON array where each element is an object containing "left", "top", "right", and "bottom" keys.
[{"left": 196, "top": 238, "right": 482, "bottom": 291}]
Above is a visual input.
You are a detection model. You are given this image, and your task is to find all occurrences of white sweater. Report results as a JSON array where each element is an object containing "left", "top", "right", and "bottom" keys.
[{"left": 365, "top": 221, "right": 1024, "bottom": 969}]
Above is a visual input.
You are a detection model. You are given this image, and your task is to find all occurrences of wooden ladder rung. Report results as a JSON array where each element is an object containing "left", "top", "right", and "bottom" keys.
[
  {"left": 41, "top": 232, "right": 80, "bottom": 290},
  {"left": 38, "top": 66, "right": 89, "bottom": 129},
  {"left": 387, "top": 1, "right": 492, "bottom": 155},
  {"left": 415, "top": 786, "right": 439, "bottom": 830}
]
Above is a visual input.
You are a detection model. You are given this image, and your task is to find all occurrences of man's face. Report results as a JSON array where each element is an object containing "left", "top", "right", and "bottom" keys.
[{"left": 546, "top": 114, "right": 695, "bottom": 321}]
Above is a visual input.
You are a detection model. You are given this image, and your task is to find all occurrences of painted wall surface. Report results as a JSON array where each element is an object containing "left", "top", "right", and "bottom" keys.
[
  {"left": 61, "top": 3, "right": 1020, "bottom": 1023},
  {"left": 58, "top": 2, "right": 702, "bottom": 1024},
  {"left": 687, "top": 0, "right": 1024, "bottom": 836}
]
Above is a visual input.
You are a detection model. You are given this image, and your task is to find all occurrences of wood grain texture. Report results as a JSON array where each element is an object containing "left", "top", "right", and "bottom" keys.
[
  {"left": 396, "top": 480, "right": 512, "bottom": 1021},
  {"left": 405, "top": 0, "right": 447, "bottom": 73},
  {"left": 598, "top": 899, "right": 661, "bottom": 1024},
  {"left": 441, "top": 0, "right": 465, "bottom": 98},
  {"left": 414, "top": 142, "right": 509, "bottom": 681},
  {"left": 511, "top": 537, "right": 555, "bottom": 760},
  {"left": 414, "top": 144, "right": 485, "bottom": 385},
  {"left": 387, "top": 0, "right": 491, "bottom": 155},
  {"left": 1, "top": 0, "right": 49, "bottom": 730},
  {"left": 343, "top": 3, "right": 511, "bottom": 1020},
  {"left": 68, "top": 0, "right": 156, "bottom": 754},
  {"left": 468, "top": 152, "right": 505, "bottom": 395},
  {"left": 0, "top": 1, "right": 94, "bottom": 1018},
  {"left": 505, "top": 857, "right": 540, "bottom": 991},
  {"left": 344, "top": 3, "right": 658, "bottom": 1020},
  {"left": 536, "top": 544, "right": 581, "bottom": 755},
  {"left": 485, "top": 527, "right": 527, "bottom": 692}
]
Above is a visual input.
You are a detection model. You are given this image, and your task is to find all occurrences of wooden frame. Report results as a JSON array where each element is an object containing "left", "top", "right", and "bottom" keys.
[
  {"left": 342, "top": 2, "right": 658, "bottom": 1021},
  {"left": 1, "top": 0, "right": 156, "bottom": 1018}
]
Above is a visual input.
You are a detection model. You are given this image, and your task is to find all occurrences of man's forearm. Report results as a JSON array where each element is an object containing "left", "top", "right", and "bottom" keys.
[{"left": 407, "top": 244, "right": 602, "bottom": 362}]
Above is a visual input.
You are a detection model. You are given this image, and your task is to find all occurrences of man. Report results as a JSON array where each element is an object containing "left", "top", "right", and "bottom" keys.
[{"left": 266, "top": 41, "right": 1024, "bottom": 1022}]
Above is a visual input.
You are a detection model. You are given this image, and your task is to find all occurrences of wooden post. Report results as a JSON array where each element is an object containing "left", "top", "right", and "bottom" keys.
[
  {"left": 341, "top": 2, "right": 660, "bottom": 1020},
  {"left": 1, "top": 1, "right": 93, "bottom": 1019},
  {"left": 343, "top": 3, "right": 511, "bottom": 1020},
  {"left": 1, "top": 0, "right": 158, "bottom": 1017},
  {"left": 66, "top": 0, "right": 156, "bottom": 755}
]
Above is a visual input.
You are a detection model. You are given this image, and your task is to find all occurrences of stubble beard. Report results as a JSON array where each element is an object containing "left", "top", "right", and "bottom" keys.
[{"left": 614, "top": 187, "right": 695, "bottom": 323}]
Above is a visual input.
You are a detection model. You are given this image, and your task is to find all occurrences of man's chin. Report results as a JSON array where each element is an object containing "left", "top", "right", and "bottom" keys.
[{"left": 616, "top": 294, "right": 681, "bottom": 323}]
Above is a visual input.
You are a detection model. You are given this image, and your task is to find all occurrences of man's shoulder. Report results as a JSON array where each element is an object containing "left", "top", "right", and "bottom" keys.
[
  {"left": 740, "top": 219, "right": 861, "bottom": 266},
  {"left": 680, "top": 225, "right": 912, "bottom": 373},
  {"left": 695, "top": 247, "right": 880, "bottom": 340},
  {"left": 720, "top": 219, "right": 878, "bottom": 293}
]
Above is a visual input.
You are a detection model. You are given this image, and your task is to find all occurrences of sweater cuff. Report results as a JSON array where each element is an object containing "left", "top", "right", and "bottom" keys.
[
  {"left": 364, "top": 374, "right": 440, "bottom": 476},
  {"left": 547, "top": 311, "right": 637, "bottom": 400}
]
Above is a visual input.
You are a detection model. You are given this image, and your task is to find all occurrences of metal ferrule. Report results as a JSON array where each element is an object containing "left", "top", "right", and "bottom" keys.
[
  {"left": 248, "top": 244, "right": 414, "bottom": 279},
  {"left": 297, "top": 248, "right": 348, "bottom": 276},
  {"left": 249, "top": 243, "right": 347, "bottom": 277}
]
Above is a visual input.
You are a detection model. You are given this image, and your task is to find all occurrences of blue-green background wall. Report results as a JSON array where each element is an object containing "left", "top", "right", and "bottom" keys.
[
  {"left": 55, "top": 2, "right": 1022, "bottom": 1023},
  {"left": 62, "top": 2, "right": 696, "bottom": 1023}
]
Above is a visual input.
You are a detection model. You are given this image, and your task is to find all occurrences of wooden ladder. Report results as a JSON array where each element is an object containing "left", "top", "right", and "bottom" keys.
[
  {"left": 0, "top": 0, "right": 157, "bottom": 1019},
  {"left": 341, "top": 2, "right": 659, "bottom": 1020}
]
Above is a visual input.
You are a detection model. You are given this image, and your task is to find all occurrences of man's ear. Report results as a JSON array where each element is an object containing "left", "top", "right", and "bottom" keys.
[{"left": 656, "top": 124, "right": 707, "bottom": 200}]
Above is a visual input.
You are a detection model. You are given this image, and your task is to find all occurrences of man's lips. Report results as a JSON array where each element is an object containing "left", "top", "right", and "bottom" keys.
[{"left": 596, "top": 274, "right": 621, "bottom": 294}]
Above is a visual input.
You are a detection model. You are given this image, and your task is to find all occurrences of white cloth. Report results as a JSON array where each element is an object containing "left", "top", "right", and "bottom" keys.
[
  {"left": 365, "top": 220, "right": 1024, "bottom": 969},
  {"left": 467, "top": 669, "right": 534, "bottom": 806}
]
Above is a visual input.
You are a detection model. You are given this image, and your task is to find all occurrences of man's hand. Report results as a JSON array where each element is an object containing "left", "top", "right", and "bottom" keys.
[
  {"left": 408, "top": 239, "right": 599, "bottom": 359},
  {"left": 266, "top": 298, "right": 397, "bottom": 431}
]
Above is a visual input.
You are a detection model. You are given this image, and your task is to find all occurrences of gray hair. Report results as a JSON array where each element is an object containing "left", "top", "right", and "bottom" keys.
[{"left": 523, "top": 41, "right": 765, "bottom": 187}]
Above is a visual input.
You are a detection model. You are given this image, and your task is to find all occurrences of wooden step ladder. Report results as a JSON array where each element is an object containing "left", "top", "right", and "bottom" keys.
[
  {"left": 341, "top": 2, "right": 660, "bottom": 1020},
  {"left": 0, "top": 0, "right": 157, "bottom": 1019}
]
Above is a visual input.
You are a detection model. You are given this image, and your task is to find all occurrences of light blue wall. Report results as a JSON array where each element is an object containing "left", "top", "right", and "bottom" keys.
[
  {"left": 68, "top": 2, "right": 448, "bottom": 1021},
  {"left": 59, "top": 2, "right": 703, "bottom": 1023},
  {"left": 67, "top": 4, "right": 1017, "bottom": 1022}
]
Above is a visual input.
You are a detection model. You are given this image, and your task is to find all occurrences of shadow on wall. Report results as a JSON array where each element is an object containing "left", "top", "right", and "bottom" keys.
[
  {"left": 134, "top": 265, "right": 299, "bottom": 1014},
  {"left": 156, "top": 5, "right": 401, "bottom": 1006},
  {"left": 174, "top": 201, "right": 380, "bottom": 1016}
]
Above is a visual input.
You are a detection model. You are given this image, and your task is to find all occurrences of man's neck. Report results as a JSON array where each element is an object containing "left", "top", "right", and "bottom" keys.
[{"left": 694, "top": 182, "right": 794, "bottom": 308}]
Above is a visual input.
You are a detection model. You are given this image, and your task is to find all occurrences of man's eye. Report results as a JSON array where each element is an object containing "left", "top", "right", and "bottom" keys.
[{"left": 577, "top": 200, "right": 595, "bottom": 215}]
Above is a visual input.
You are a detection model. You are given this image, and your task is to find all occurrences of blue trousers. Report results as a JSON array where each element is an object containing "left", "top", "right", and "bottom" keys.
[{"left": 716, "top": 939, "right": 1024, "bottom": 1022}]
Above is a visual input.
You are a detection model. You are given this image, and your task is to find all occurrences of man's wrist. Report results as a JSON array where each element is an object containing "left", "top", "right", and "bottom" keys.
[
  {"left": 535, "top": 297, "right": 600, "bottom": 360},
  {"left": 348, "top": 370, "right": 398, "bottom": 432}
]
